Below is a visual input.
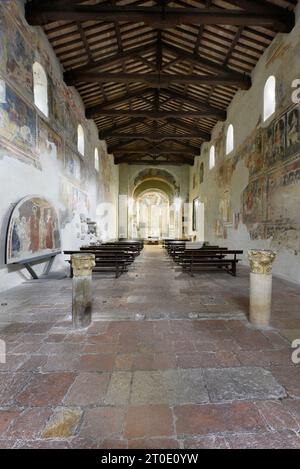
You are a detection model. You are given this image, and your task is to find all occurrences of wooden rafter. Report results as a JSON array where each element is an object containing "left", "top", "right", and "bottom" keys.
[
  {"left": 25, "top": 0, "right": 296, "bottom": 166},
  {"left": 25, "top": 4, "right": 294, "bottom": 33}
]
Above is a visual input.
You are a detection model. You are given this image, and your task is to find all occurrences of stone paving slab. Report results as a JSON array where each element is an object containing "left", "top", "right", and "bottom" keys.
[
  {"left": 204, "top": 367, "right": 287, "bottom": 402},
  {"left": 0, "top": 246, "right": 299, "bottom": 449}
]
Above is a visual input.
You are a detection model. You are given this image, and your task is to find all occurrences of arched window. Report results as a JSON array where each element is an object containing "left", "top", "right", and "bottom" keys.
[
  {"left": 263, "top": 75, "right": 276, "bottom": 122},
  {"left": 226, "top": 124, "right": 234, "bottom": 155},
  {"left": 33, "top": 62, "right": 48, "bottom": 117},
  {"left": 94, "top": 148, "right": 99, "bottom": 171},
  {"left": 199, "top": 162, "right": 204, "bottom": 183},
  {"left": 209, "top": 145, "right": 215, "bottom": 169},
  {"left": 77, "top": 124, "right": 85, "bottom": 156}
]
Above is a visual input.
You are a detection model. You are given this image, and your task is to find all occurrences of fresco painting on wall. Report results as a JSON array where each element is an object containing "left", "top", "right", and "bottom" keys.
[
  {"left": 65, "top": 147, "right": 81, "bottom": 181},
  {"left": 72, "top": 187, "right": 90, "bottom": 215},
  {"left": 286, "top": 107, "right": 300, "bottom": 157},
  {"left": 273, "top": 116, "right": 286, "bottom": 163},
  {"left": 48, "top": 78, "right": 65, "bottom": 130},
  {"left": 267, "top": 159, "right": 300, "bottom": 223},
  {"left": 6, "top": 196, "right": 61, "bottom": 264},
  {"left": 246, "top": 129, "right": 263, "bottom": 176},
  {"left": 64, "top": 102, "right": 78, "bottom": 144},
  {"left": 234, "top": 212, "right": 240, "bottom": 230},
  {"left": 38, "top": 119, "right": 63, "bottom": 161},
  {"left": 242, "top": 178, "right": 266, "bottom": 224},
  {"left": 263, "top": 125, "right": 274, "bottom": 168},
  {"left": 219, "top": 190, "right": 232, "bottom": 224},
  {"left": 0, "top": 83, "right": 36, "bottom": 156},
  {"left": 5, "top": 19, "right": 33, "bottom": 94}
]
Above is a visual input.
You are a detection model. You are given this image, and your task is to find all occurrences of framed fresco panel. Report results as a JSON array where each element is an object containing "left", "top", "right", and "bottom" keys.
[
  {"left": 242, "top": 177, "right": 266, "bottom": 224},
  {"left": 273, "top": 115, "right": 286, "bottom": 163},
  {"left": 6, "top": 196, "right": 61, "bottom": 264},
  {"left": 286, "top": 106, "right": 300, "bottom": 158},
  {"left": 0, "top": 83, "right": 36, "bottom": 156}
]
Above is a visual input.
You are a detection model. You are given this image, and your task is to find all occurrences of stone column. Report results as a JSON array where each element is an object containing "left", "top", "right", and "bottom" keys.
[
  {"left": 71, "top": 254, "right": 95, "bottom": 329},
  {"left": 248, "top": 249, "right": 277, "bottom": 328}
]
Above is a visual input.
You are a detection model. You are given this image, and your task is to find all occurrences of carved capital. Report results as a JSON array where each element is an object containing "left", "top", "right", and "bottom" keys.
[
  {"left": 71, "top": 254, "right": 95, "bottom": 277},
  {"left": 248, "top": 249, "right": 276, "bottom": 275}
]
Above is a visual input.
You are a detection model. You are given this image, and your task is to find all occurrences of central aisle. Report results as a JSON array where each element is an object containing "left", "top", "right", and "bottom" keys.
[{"left": 93, "top": 244, "right": 248, "bottom": 320}]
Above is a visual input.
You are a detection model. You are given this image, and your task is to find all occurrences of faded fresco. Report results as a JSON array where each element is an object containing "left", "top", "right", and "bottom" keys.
[
  {"left": 4, "top": 15, "right": 34, "bottom": 94},
  {"left": 64, "top": 146, "right": 81, "bottom": 181},
  {"left": 208, "top": 102, "right": 300, "bottom": 251},
  {"left": 0, "top": 83, "right": 36, "bottom": 156},
  {"left": 38, "top": 118, "right": 63, "bottom": 161},
  {"left": 6, "top": 196, "right": 61, "bottom": 264},
  {"left": 0, "top": 0, "right": 119, "bottom": 266}
]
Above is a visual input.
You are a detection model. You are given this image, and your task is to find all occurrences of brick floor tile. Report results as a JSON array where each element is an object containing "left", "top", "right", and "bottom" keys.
[
  {"left": 0, "top": 373, "right": 31, "bottom": 406},
  {"left": 64, "top": 372, "right": 110, "bottom": 406},
  {"left": 226, "top": 431, "right": 300, "bottom": 449},
  {"left": 175, "top": 402, "right": 266, "bottom": 436},
  {"left": 255, "top": 400, "right": 299, "bottom": 431},
  {"left": 183, "top": 435, "right": 229, "bottom": 449},
  {"left": 4, "top": 408, "right": 52, "bottom": 439},
  {"left": 0, "top": 409, "right": 21, "bottom": 436},
  {"left": 125, "top": 405, "right": 174, "bottom": 439},
  {"left": 271, "top": 366, "right": 300, "bottom": 398},
  {"left": 128, "top": 438, "right": 179, "bottom": 449},
  {"left": 16, "top": 372, "right": 76, "bottom": 407},
  {"left": 79, "top": 407, "right": 126, "bottom": 440},
  {"left": 78, "top": 354, "right": 115, "bottom": 372}
]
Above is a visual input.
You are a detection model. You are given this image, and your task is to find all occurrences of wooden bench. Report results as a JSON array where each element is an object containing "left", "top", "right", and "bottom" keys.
[
  {"left": 180, "top": 249, "right": 243, "bottom": 277},
  {"left": 64, "top": 250, "right": 129, "bottom": 278},
  {"left": 174, "top": 246, "right": 224, "bottom": 264},
  {"left": 80, "top": 246, "right": 136, "bottom": 263},
  {"left": 103, "top": 242, "right": 142, "bottom": 255}
]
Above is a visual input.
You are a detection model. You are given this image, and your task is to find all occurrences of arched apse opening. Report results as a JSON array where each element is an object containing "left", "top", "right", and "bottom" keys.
[
  {"left": 127, "top": 168, "right": 181, "bottom": 239},
  {"left": 135, "top": 190, "right": 170, "bottom": 239}
]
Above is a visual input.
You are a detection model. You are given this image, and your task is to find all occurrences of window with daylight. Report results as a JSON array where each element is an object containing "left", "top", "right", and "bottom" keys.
[
  {"left": 77, "top": 124, "right": 85, "bottom": 156},
  {"left": 263, "top": 75, "right": 276, "bottom": 122},
  {"left": 33, "top": 62, "right": 48, "bottom": 117},
  {"left": 209, "top": 145, "right": 215, "bottom": 169},
  {"left": 226, "top": 124, "right": 234, "bottom": 155},
  {"left": 95, "top": 148, "right": 99, "bottom": 171}
]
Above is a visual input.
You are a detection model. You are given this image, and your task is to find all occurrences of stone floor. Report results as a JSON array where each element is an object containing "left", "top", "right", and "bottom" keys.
[{"left": 0, "top": 245, "right": 299, "bottom": 449}]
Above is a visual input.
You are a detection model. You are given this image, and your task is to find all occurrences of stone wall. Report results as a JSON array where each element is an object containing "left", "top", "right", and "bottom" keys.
[
  {"left": 0, "top": 1, "right": 119, "bottom": 292},
  {"left": 189, "top": 3, "right": 300, "bottom": 284}
]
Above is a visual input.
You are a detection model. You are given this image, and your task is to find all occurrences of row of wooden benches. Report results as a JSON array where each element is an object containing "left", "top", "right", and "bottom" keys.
[
  {"left": 64, "top": 240, "right": 143, "bottom": 278},
  {"left": 164, "top": 240, "right": 243, "bottom": 277}
]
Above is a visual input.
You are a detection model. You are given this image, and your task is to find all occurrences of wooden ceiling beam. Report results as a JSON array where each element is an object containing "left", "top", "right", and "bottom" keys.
[
  {"left": 113, "top": 149, "right": 196, "bottom": 156},
  {"left": 25, "top": 5, "right": 294, "bottom": 33},
  {"left": 107, "top": 133, "right": 202, "bottom": 140},
  {"left": 86, "top": 88, "right": 225, "bottom": 119},
  {"left": 64, "top": 72, "right": 251, "bottom": 89},
  {"left": 108, "top": 139, "right": 198, "bottom": 153},
  {"left": 88, "top": 109, "right": 223, "bottom": 119}
]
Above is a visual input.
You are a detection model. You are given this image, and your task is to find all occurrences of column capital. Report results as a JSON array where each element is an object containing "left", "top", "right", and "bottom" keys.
[
  {"left": 248, "top": 249, "right": 276, "bottom": 275},
  {"left": 71, "top": 254, "right": 95, "bottom": 277}
]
